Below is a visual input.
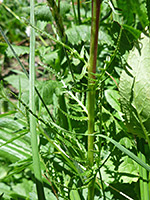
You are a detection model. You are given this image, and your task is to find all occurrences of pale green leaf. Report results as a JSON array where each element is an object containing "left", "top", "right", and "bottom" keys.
[
  {"left": 118, "top": 156, "right": 139, "bottom": 183},
  {"left": 97, "top": 134, "right": 150, "bottom": 172},
  {"left": 70, "top": 184, "right": 81, "bottom": 200},
  {"left": 105, "top": 89, "right": 120, "bottom": 112},
  {"left": 119, "top": 33, "right": 150, "bottom": 138},
  {"left": 6, "top": 45, "right": 29, "bottom": 58},
  {"left": 4, "top": 74, "right": 29, "bottom": 92}
]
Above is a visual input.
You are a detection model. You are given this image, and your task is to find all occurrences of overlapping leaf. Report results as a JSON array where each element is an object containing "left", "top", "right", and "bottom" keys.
[{"left": 119, "top": 33, "right": 150, "bottom": 139}]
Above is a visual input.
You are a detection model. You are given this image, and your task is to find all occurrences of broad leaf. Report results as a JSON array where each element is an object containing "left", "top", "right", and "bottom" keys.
[
  {"left": 119, "top": 33, "right": 150, "bottom": 139},
  {"left": 6, "top": 45, "right": 29, "bottom": 58},
  {"left": 118, "top": 156, "right": 139, "bottom": 183}
]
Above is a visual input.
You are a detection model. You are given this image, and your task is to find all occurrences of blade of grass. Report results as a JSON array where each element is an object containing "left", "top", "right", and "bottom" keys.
[
  {"left": 96, "top": 133, "right": 150, "bottom": 172},
  {"left": 29, "top": 0, "right": 45, "bottom": 199}
]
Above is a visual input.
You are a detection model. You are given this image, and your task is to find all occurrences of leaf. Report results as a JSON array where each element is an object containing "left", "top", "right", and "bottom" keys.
[
  {"left": 116, "top": 1, "right": 135, "bottom": 25},
  {"left": 42, "top": 50, "right": 58, "bottom": 65},
  {"left": 70, "top": 185, "right": 81, "bottom": 200},
  {"left": 105, "top": 89, "right": 120, "bottom": 112},
  {"left": 37, "top": 80, "right": 62, "bottom": 105},
  {"left": 66, "top": 25, "right": 91, "bottom": 45},
  {"left": 118, "top": 156, "right": 139, "bottom": 183},
  {"left": 97, "top": 134, "right": 150, "bottom": 172},
  {"left": 117, "top": 0, "right": 148, "bottom": 28},
  {"left": 146, "top": 0, "right": 150, "bottom": 22},
  {"left": 122, "top": 24, "right": 141, "bottom": 40},
  {"left": 35, "top": 4, "right": 52, "bottom": 21},
  {"left": 119, "top": 33, "right": 150, "bottom": 138},
  {"left": 60, "top": 1, "right": 71, "bottom": 17},
  {"left": 4, "top": 73, "right": 29, "bottom": 92},
  {"left": 0, "top": 42, "right": 8, "bottom": 54},
  {"left": 0, "top": 117, "right": 25, "bottom": 131},
  {"left": 11, "top": 178, "right": 33, "bottom": 198},
  {"left": 58, "top": 107, "right": 88, "bottom": 121},
  {"left": 6, "top": 45, "right": 29, "bottom": 58},
  {"left": 0, "top": 183, "right": 11, "bottom": 199},
  {"left": 0, "top": 125, "right": 31, "bottom": 162},
  {"left": 119, "top": 137, "right": 133, "bottom": 149}
]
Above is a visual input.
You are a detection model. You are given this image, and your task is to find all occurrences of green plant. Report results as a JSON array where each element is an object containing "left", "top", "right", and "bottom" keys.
[{"left": 0, "top": 0, "right": 150, "bottom": 199}]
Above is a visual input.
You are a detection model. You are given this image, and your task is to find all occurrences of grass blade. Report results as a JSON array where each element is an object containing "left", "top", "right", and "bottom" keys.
[
  {"left": 97, "top": 134, "right": 150, "bottom": 172},
  {"left": 29, "top": 0, "right": 45, "bottom": 199}
]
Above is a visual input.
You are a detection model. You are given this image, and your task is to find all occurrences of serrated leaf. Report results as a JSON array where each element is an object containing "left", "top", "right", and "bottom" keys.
[
  {"left": 119, "top": 33, "right": 150, "bottom": 138},
  {"left": 6, "top": 45, "right": 29, "bottom": 58},
  {"left": 60, "top": 1, "right": 70, "bottom": 17},
  {"left": 35, "top": 4, "right": 52, "bottom": 21},
  {"left": 66, "top": 25, "right": 91, "bottom": 45},
  {"left": 58, "top": 107, "right": 88, "bottom": 121}
]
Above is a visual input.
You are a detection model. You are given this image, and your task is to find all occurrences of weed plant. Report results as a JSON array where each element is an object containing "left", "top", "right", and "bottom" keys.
[{"left": 0, "top": 0, "right": 150, "bottom": 199}]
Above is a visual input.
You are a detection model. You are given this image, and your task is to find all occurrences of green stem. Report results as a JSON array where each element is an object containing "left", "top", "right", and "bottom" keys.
[
  {"left": 137, "top": 139, "right": 149, "bottom": 200},
  {"left": 29, "top": 0, "right": 45, "bottom": 199},
  {"left": 87, "top": 0, "right": 101, "bottom": 199},
  {"left": 71, "top": 0, "right": 77, "bottom": 24},
  {"left": 46, "top": 0, "right": 66, "bottom": 41},
  {"left": 77, "top": 0, "right": 81, "bottom": 24}
]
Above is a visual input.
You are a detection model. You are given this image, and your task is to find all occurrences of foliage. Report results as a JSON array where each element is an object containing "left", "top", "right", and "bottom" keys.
[{"left": 0, "top": 0, "right": 150, "bottom": 199}]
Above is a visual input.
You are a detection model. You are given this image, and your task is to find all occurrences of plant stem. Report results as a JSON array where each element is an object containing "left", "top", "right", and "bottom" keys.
[
  {"left": 29, "top": 0, "right": 45, "bottom": 199},
  {"left": 47, "top": 0, "right": 66, "bottom": 41},
  {"left": 77, "top": 0, "right": 81, "bottom": 24},
  {"left": 87, "top": 0, "right": 101, "bottom": 199},
  {"left": 71, "top": 0, "right": 77, "bottom": 24}
]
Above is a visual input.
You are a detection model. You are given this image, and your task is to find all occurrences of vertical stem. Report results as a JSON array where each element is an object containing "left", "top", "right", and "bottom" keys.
[
  {"left": 137, "top": 139, "right": 149, "bottom": 200},
  {"left": 77, "top": 0, "right": 81, "bottom": 24},
  {"left": 71, "top": 0, "right": 77, "bottom": 24},
  {"left": 29, "top": 0, "right": 45, "bottom": 199},
  {"left": 87, "top": 0, "right": 101, "bottom": 200}
]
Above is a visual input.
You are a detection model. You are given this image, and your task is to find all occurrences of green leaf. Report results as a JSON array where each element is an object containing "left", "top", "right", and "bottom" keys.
[
  {"left": 66, "top": 25, "right": 91, "bottom": 45},
  {"left": 119, "top": 33, "right": 150, "bottom": 139},
  {"left": 58, "top": 107, "right": 88, "bottom": 121},
  {"left": 122, "top": 24, "right": 141, "bottom": 40},
  {"left": 38, "top": 80, "right": 62, "bottom": 105},
  {"left": 119, "top": 137, "right": 133, "bottom": 149},
  {"left": 118, "top": 156, "right": 139, "bottom": 183},
  {"left": 0, "top": 183, "right": 11, "bottom": 199},
  {"left": 0, "top": 42, "right": 8, "bottom": 54},
  {"left": 146, "top": 0, "right": 150, "bottom": 22},
  {"left": 97, "top": 134, "right": 150, "bottom": 172},
  {"left": 116, "top": 1, "right": 135, "bottom": 25},
  {"left": 6, "top": 45, "right": 29, "bottom": 58},
  {"left": 105, "top": 89, "right": 120, "bottom": 112},
  {"left": 11, "top": 178, "right": 33, "bottom": 198},
  {"left": 35, "top": 4, "right": 52, "bottom": 21},
  {"left": 0, "top": 117, "right": 25, "bottom": 131},
  {"left": 60, "top": 1, "right": 71, "bottom": 17},
  {"left": 70, "top": 185, "right": 81, "bottom": 200},
  {"left": 0, "top": 126, "right": 31, "bottom": 162}
]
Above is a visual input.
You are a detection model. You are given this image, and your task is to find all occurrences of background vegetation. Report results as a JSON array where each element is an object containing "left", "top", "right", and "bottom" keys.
[{"left": 0, "top": 0, "right": 150, "bottom": 199}]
